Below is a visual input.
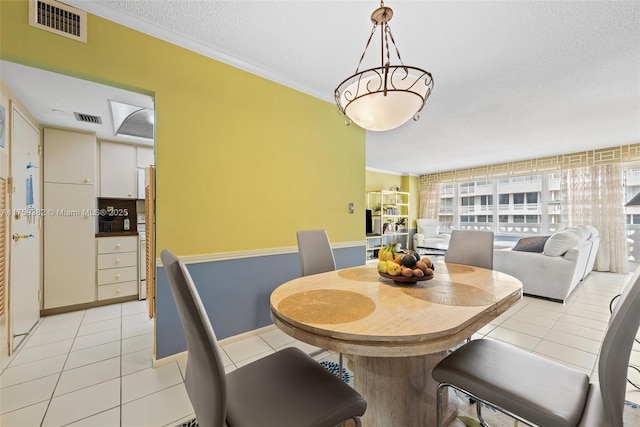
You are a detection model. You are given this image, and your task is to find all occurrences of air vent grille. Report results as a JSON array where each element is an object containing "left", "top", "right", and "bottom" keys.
[
  {"left": 74, "top": 112, "right": 102, "bottom": 124},
  {"left": 28, "top": 0, "right": 87, "bottom": 43}
]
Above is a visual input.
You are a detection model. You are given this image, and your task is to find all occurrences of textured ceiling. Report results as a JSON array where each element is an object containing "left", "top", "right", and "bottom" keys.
[{"left": 52, "top": 1, "right": 640, "bottom": 174}]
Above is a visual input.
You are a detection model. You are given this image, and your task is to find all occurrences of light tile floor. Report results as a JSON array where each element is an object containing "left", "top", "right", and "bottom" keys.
[{"left": 2, "top": 270, "right": 640, "bottom": 426}]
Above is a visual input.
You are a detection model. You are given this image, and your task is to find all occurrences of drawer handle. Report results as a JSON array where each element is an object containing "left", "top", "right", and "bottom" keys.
[
  {"left": 116, "top": 288, "right": 121, "bottom": 293},
  {"left": 116, "top": 244, "right": 121, "bottom": 249},
  {"left": 115, "top": 258, "right": 120, "bottom": 264},
  {"left": 116, "top": 274, "right": 121, "bottom": 279},
  {"left": 84, "top": 178, "right": 90, "bottom": 183}
]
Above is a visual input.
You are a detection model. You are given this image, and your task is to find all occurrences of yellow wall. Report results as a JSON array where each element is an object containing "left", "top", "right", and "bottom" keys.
[{"left": 0, "top": 1, "right": 366, "bottom": 255}]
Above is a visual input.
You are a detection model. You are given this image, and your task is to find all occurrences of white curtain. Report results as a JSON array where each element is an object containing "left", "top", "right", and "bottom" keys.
[
  {"left": 561, "top": 163, "right": 628, "bottom": 273},
  {"left": 419, "top": 183, "right": 440, "bottom": 219}
]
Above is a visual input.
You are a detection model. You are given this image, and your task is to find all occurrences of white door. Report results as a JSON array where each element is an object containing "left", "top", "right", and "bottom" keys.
[{"left": 10, "top": 107, "right": 41, "bottom": 350}]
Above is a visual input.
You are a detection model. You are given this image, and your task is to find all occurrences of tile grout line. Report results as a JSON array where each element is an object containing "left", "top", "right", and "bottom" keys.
[{"left": 40, "top": 308, "right": 88, "bottom": 427}]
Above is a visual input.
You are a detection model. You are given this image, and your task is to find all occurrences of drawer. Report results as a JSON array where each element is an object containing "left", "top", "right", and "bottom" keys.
[
  {"left": 98, "top": 252, "right": 137, "bottom": 269},
  {"left": 98, "top": 281, "right": 138, "bottom": 300},
  {"left": 97, "top": 236, "right": 138, "bottom": 254},
  {"left": 98, "top": 266, "right": 137, "bottom": 285}
]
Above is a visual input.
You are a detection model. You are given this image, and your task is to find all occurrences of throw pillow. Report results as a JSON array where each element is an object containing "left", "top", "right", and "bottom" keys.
[
  {"left": 543, "top": 230, "right": 582, "bottom": 257},
  {"left": 512, "top": 235, "right": 550, "bottom": 253}
]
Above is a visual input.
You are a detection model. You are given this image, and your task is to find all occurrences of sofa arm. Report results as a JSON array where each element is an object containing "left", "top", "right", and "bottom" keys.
[
  {"left": 563, "top": 247, "right": 580, "bottom": 262},
  {"left": 438, "top": 234, "right": 451, "bottom": 243},
  {"left": 413, "top": 233, "right": 425, "bottom": 249},
  {"left": 493, "top": 249, "right": 582, "bottom": 301}
]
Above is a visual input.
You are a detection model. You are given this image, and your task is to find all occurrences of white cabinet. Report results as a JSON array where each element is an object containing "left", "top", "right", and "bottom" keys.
[
  {"left": 43, "top": 128, "right": 97, "bottom": 309},
  {"left": 136, "top": 146, "right": 153, "bottom": 199},
  {"left": 43, "top": 128, "right": 96, "bottom": 185},
  {"left": 136, "top": 146, "right": 153, "bottom": 169},
  {"left": 96, "top": 236, "right": 138, "bottom": 301},
  {"left": 43, "top": 185, "right": 96, "bottom": 309},
  {"left": 100, "top": 141, "right": 136, "bottom": 198}
]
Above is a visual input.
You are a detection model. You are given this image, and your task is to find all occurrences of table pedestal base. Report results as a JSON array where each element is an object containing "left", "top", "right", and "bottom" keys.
[{"left": 352, "top": 351, "right": 457, "bottom": 427}]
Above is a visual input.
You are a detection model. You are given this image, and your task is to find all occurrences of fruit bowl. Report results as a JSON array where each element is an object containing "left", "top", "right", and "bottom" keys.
[{"left": 378, "top": 271, "right": 434, "bottom": 285}]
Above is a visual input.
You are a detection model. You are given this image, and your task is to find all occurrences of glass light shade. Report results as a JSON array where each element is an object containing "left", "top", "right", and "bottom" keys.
[{"left": 336, "top": 66, "right": 433, "bottom": 132}]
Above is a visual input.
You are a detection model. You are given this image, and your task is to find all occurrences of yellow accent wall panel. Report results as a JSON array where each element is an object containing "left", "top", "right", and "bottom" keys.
[{"left": 1, "top": 0, "right": 366, "bottom": 256}]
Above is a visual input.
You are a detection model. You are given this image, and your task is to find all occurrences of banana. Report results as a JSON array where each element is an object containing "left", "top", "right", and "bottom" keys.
[{"left": 378, "top": 243, "right": 399, "bottom": 261}]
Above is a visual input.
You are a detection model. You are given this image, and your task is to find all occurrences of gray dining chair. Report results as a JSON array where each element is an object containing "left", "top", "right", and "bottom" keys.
[
  {"left": 161, "top": 249, "right": 367, "bottom": 427},
  {"left": 296, "top": 229, "right": 348, "bottom": 378},
  {"left": 432, "top": 265, "right": 640, "bottom": 427},
  {"left": 297, "top": 229, "right": 336, "bottom": 277},
  {"left": 444, "top": 229, "right": 494, "bottom": 270}
]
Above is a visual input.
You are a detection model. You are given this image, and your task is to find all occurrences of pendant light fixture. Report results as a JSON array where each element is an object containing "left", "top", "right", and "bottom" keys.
[{"left": 334, "top": 1, "right": 434, "bottom": 132}]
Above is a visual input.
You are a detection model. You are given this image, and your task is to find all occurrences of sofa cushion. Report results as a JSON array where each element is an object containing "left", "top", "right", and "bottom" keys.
[
  {"left": 543, "top": 230, "right": 583, "bottom": 257},
  {"left": 417, "top": 219, "right": 440, "bottom": 238},
  {"left": 513, "top": 236, "right": 550, "bottom": 253}
]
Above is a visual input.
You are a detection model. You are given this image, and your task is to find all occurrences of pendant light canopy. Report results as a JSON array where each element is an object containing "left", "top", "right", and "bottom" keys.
[{"left": 334, "top": 2, "right": 434, "bottom": 132}]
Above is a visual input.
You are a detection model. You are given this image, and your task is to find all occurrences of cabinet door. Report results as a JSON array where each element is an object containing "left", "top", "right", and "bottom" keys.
[
  {"left": 43, "top": 183, "right": 96, "bottom": 309},
  {"left": 43, "top": 128, "right": 96, "bottom": 185},
  {"left": 136, "top": 146, "right": 154, "bottom": 168},
  {"left": 97, "top": 236, "right": 138, "bottom": 253},
  {"left": 100, "top": 141, "right": 136, "bottom": 198}
]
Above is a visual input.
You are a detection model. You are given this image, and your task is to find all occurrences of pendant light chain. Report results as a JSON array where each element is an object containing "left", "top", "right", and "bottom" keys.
[
  {"left": 385, "top": 24, "right": 405, "bottom": 66},
  {"left": 355, "top": 24, "right": 379, "bottom": 74}
]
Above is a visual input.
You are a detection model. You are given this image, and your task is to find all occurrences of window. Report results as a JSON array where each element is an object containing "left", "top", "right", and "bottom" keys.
[
  {"left": 459, "top": 182, "right": 475, "bottom": 195},
  {"left": 526, "top": 215, "right": 540, "bottom": 223},
  {"left": 461, "top": 197, "right": 474, "bottom": 206},
  {"left": 628, "top": 215, "right": 640, "bottom": 224},
  {"left": 437, "top": 173, "right": 560, "bottom": 236},
  {"left": 625, "top": 166, "right": 640, "bottom": 264}
]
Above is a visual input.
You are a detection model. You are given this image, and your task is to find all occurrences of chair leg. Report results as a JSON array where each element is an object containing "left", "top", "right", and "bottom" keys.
[
  {"left": 436, "top": 383, "right": 446, "bottom": 427},
  {"left": 475, "top": 399, "right": 490, "bottom": 427},
  {"left": 444, "top": 384, "right": 537, "bottom": 427}
]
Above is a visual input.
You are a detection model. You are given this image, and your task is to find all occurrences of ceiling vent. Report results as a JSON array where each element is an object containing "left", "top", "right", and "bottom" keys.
[
  {"left": 28, "top": 0, "right": 87, "bottom": 43},
  {"left": 74, "top": 112, "right": 102, "bottom": 124}
]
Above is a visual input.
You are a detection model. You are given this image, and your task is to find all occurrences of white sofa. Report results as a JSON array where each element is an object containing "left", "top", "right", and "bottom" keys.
[
  {"left": 413, "top": 218, "right": 451, "bottom": 250},
  {"left": 493, "top": 225, "right": 599, "bottom": 302}
]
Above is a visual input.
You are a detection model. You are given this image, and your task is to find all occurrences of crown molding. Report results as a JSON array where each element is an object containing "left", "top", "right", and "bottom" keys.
[{"left": 62, "top": 0, "right": 331, "bottom": 103}]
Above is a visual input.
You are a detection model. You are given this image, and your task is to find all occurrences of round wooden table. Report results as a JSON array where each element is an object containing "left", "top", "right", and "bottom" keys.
[{"left": 270, "top": 262, "right": 523, "bottom": 427}]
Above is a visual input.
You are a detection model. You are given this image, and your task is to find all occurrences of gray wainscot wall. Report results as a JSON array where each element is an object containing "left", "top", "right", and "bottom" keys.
[{"left": 155, "top": 245, "right": 366, "bottom": 359}]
